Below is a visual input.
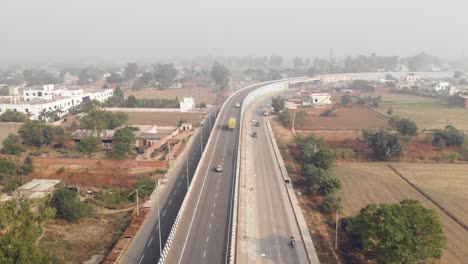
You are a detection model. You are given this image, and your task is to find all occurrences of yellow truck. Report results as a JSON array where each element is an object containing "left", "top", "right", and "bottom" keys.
[{"left": 228, "top": 117, "right": 236, "bottom": 130}]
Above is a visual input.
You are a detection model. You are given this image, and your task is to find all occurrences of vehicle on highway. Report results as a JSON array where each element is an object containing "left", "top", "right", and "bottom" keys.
[
  {"left": 215, "top": 165, "right": 222, "bottom": 172},
  {"left": 235, "top": 103, "right": 240, "bottom": 108},
  {"left": 252, "top": 131, "right": 257, "bottom": 138},
  {"left": 255, "top": 121, "right": 260, "bottom": 127},
  {"left": 251, "top": 118, "right": 256, "bottom": 123},
  {"left": 290, "top": 236, "right": 295, "bottom": 247},
  {"left": 263, "top": 111, "right": 269, "bottom": 116},
  {"left": 228, "top": 117, "right": 236, "bottom": 130}
]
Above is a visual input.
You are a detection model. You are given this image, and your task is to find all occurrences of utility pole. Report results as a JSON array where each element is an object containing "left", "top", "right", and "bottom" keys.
[
  {"left": 335, "top": 210, "right": 339, "bottom": 250},
  {"left": 136, "top": 189, "right": 139, "bottom": 216}
]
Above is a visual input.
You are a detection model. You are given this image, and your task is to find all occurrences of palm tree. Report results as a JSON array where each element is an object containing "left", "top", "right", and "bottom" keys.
[
  {"left": 128, "top": 181, "right": 150, "bottom": 216},
  {"left": 38, "top": 109, "right": 47, "bottom": 121}
]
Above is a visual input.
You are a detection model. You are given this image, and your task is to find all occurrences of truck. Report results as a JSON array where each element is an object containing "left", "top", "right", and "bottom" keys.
[{"left": 228, "top": 117, "right": 236, "bottom": 130}]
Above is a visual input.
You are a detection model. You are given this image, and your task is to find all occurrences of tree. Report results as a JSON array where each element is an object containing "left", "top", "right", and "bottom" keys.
[
  {"left": 433, "top": 125, "right": 464, "bottom": 147},
  {"left": 211, "top": 61, "right": 230, "bottom": 90},
  {"left": 108, "top": 128, "right": 135, "bottom": 159},
  {"left": 341, "top": 94, "right": 351, "bottom": 105},
  {"left": 306, "top": 148, "right": 335, "bottom": 170},
  {"left": 18, "top": 121, "right": 46, "bottom": 148},
  {"left": 293, "top": 57, "right": 304, "bottom": 68},
  {"left": 306, "top": 66, "right": 316, "bottom": 77},
  {"left": 77, "top": 136, "right": 102, "bottom": 158},
  {"left": 2, "top": 134, "right": 25, "bottom": 156},
  {"left": 367, "top": 130, "right": 405, "bottom": 160},
  {"left": 393, "top": 118, "right": 418, "bottom": 136},
  {"left": 49, "top": 187, "right": 94, "bottom": 222},
  {"left": 269, "top": 55, "right": 284, "bottom": 67},
  {"left": 271, "top": 96, "right": 285, "bottom": 113},
  {"left": 302, "top": 164, "right": 341, "bottom": 195},
  {"left": 126, "top": 95, "right": 137, "bottom": 108},
  {"left": 0, "top": 199, "right": 58, "bottom": 263},
  {"left": 106, "top": 72, "right": 124, "bottom": 84},
  {"left": 20, "top": 156, "right": 34, "bottom": 175},
  {"left": 344, "top": 199, "right": 447, "bottom": 264},
  {"left": 154, "top": 64, "right": 178, "bottom": 89},
  {"left": 124, "top": 62, "right": 139, "bottom": 81},
  {"left": 267, "top": 69, "right": 282, "bottom": 80},
  {"left": 387, "top": 108, "right": 394, "bottom": 116},
  {"left": 322, "top": 194, "right": 342, "bottom": 213},
  {"left": 0, "top": 109, "right": 30, "bottom": 122}
]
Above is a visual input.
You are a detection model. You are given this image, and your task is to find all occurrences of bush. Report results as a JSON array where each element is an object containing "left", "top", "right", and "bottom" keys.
[
  {"left": 0, "top": 109, "right": 30, "bottom": 122},
  {"left": 321, "top": 108, "right": 336, "bottom": 117},
  {"left": 393, "top": 118, "right": 418, "bottom": 136},
  {"left": 49, "top": 188, "right": 94, "bottom": 222},
  {"left": 367, "top": 130, "right": 406, "bottom": 160},
  {"left": 433, "top": 125, "right": 464, "bottom": 147},
  {"left": 437, "top": 152, "right": 461, "bottom": 163},
  {"left": 341, "top": 95, "right": 351, "bottom": 105},
  {"left": 96, "top": 188, "right": 128, "bottom": 207}
]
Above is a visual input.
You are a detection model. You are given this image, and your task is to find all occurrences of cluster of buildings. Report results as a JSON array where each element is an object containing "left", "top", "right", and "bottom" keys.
[
  {"left": 0, "top": 84, "right": 114, "bottom": 120},
  {"left": 395, "top": 74, "right": 465, "bottom": 96}
]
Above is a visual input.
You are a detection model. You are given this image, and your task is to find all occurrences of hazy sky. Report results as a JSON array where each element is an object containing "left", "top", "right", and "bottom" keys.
[{"left": 1, "top": 0, "right": 467, "bottom": 63}]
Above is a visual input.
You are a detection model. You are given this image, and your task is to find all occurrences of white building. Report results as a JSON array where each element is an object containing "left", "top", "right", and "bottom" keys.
[
  {"left": 404, "top": 74, "right": 421, "bottom": 85},
  {"left": 180, "top": 97, "right": 195, "bottom": 112},
  {"left": 303, "top": 93, "right": 332, "bottom": 107},
  {"left": 0, "top": 84, "right": 113, "bottom": 120}
]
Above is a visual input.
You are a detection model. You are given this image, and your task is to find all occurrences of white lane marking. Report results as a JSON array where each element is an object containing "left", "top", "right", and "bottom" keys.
[
  {"left": 139, "top": 255, "right": 145, "bottom": 264},
  {"left": 174, "top": 189, "right": 177, "bottom": 195},
  {"left": 206, "top": 236, "right": 210, "bottom": 242},
  {"left": 209, "top": 223, "right": 212, "bottom": 229},
  {"left": 211, "top": 212, "right": 214, "bottom": 217},
  {"left": 169, "top": 199, "right": 172, "bottom": 205},
  {"left": 163, "top": 210, "right": 166, "bottom": 216},
  {"left": 177, "top": 95, "right": 236, "bottom": 264},
  {"left": 203, "top": 250, "right": 206, "bottom": 258},
  {"left": 155, "top": 226, "right": 159, "bottom": 231},
  {"left": 147, "top": 237, "right": 153, "bottom": 247},
  {"left": 178, "top": 181, "right": 181, "bottom": 187},
  {"left": 213, "top": 201, "right": 216, "bottom": 207}
]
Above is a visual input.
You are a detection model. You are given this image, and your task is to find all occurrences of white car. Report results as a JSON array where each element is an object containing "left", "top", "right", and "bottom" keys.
[
  {"left": 215, "top": 165, "right": 222, "bottom": 172},
  {"left": 235, "top": 103, "right": 240, "bottom": 108}
]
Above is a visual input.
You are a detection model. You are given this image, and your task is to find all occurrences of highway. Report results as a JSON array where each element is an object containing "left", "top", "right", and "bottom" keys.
[
  {"left": 163, "top": 85, "right": 263, "bottom": 264},
  {"left": 121, "top": 110, "right": 216, "bottom": 264},
  {"left": 238, "top": 96, "right": 310, "bottom": 263}
]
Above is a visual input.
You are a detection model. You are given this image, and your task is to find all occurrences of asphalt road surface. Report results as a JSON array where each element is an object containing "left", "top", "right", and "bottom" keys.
[
  {"left": 164, "top": 85, "right": 264, "bottom": 264},
  {"left": 121, "top": 110, "right": 216, "bottom": 264},
  {"left": 241, "top": 97, "right": 309, "bottom": 263}
]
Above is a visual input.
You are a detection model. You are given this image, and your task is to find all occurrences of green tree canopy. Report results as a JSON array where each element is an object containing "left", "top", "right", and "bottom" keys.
[
  {"left": 124, "top": 62, "right": 139, "bottom": 81},
  {"left": 18, "top": 121, "right": 63, "bottom": 148},
  {"left": 79, "top": 110, "right": 128, "bottom": 130},
  {"left": 344, "top": 199, "right": 447, "bottom": 264},
  {"left": 2, "top": 134, "right": 25, "bottom": 156},
  {"left": 366, "top": 130, "right": 406, "bottom": 160},
  {"left": 49, "top": 187, "right": 94, "bottom": 222},
  {"left": 392, "top": 118, "right": 418, "bottom": 136},
  {"left": 154, "top": 64, "right": 178, "bottom": 89},
  {"left": 433, "top": 125, "right": 464, "bottom": 147},
  {"left": 211, "top": 61, "right": 230, "bottom": 89},
  {"left": 0, "top": 199, "right": 57, "bottom": 263},
  {"left": 108, "top": 127, "right": 135, "bottom": 160},
  {"left": 77, "top": 136, "right": 102, "bottom": 158},
  {"left": 0, "top": 109, "right": 30, "bottom": 122},
  {"left": 271, "top": 96, "right": 285, "bottom": 113},
  {"left": 341, "top": 94, "right": 351, "bottom": 105}
]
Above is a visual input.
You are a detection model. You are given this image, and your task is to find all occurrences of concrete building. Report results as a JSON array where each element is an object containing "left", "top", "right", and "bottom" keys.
[
  {"left": 303, "top": 93, "right": 332, "bottom": 107},
  {"left": 0, "top": 84, "right": 113, "bottom": 120},
  {"left": 16, "top": 179, "right": 62, "bottom": 199},
  {"left": 404, "top": 73, "right": 421, "bottom": 85},
  {"left": 180, "top": 97, "right": 195, "bottom": 112}
]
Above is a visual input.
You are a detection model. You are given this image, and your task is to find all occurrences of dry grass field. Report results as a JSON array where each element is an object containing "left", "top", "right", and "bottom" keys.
[
  {"left": 0, "top": 122, "right": 22, "bottom": 142},
  {"left": 334, "top": 162, "right": 468, "bottom": 264},
  {"left": 124, "top": 86, "right": 217, "bottom": 105}
]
